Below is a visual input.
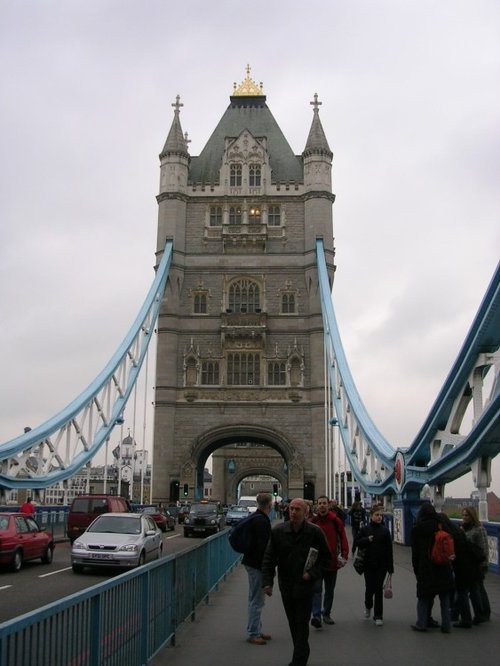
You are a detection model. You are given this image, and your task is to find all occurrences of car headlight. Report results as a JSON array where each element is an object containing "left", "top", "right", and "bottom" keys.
[
  {"left": 118, "top": 544, "right": 139, "bottom": 552},
  {"left": 184, "top": 518, "right": 190, "bottom": 524},
  {"left": 210, "top": 519, "right": 216, "bottom": 525},
  {"left": 72, "top": 540, "right": 87, "bottom": 550}
]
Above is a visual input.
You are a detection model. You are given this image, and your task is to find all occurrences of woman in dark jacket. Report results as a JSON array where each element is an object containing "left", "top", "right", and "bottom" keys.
[
  {"left": 410, "top": 503, "right": 454, "bottom": 633},
  {"left": 437, "top": 512, "right": 481, "bottom": 628},
  {"left": 353, "top": 505, "right": 393, "bottom": 626}
]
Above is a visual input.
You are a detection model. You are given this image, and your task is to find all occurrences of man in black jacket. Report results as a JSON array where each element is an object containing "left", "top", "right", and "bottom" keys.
[
  {"left": 262, "top": 498, "right": 331, "bottom": 666},
  {"left": 242, "top": 492, "right": 273, "bottom": 645}
]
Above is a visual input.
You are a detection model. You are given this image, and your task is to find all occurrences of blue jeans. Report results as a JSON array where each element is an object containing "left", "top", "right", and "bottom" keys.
[
  {"left": 311, "top": 570, "right": 338, "bottom": 618},
  {"left": 245, "top": 565, "right": 265, "bottom": 639},
  {"left": 417, "top": 593, "right": 451, "bottom": 631}
]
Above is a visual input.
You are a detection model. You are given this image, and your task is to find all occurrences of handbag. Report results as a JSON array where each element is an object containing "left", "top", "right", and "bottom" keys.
[
  {"left": 383, "top": 574, "right": 393, "bottom": 599},
  {"left": 353, "top": 548, "right": 366, "bottom": 575}
]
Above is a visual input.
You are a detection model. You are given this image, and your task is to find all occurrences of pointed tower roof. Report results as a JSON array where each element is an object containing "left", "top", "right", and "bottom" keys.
[
  {"left": 303, "top": 93, "right": 332, "bottom": 158},
  {"left": 160, "top": 95, "right": 189, "bottom": 159},
  {"left": 189, "top": 67, "right": 303, "bottom": 184}
]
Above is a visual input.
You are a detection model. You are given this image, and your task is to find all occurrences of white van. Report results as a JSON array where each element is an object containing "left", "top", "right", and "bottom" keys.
[{"left": 238, "top": 496, "right": 258, "bottom": 513}]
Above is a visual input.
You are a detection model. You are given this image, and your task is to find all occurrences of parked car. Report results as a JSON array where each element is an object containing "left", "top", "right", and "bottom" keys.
[
  {"left": 0, "top": 513, "right": 55, "bottom": 572},
  {"left": 71, "top": 512, "right": 162, "bottom": 573},
  {"left": 67, "top": 494, "right": 131, "bottom": 543},
  {"left": 183, "top": 501, "right": 225, "bottom": 537},
  {"left": 225, "top": 505, "right": 250, "bottom": 526},
  {"left": 141, "top": 506, "right": 175, "bottom": 532}
]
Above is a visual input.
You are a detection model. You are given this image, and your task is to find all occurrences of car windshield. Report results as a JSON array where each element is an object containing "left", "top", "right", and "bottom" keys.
[
  {"left": 142, "top": 507, "right": 156, "bottom": 514},
  {"left": 238, "top": 499, "right": 257, "bottom": 508},
  {"left": 190, "top": 503, "right": 216, "bottom": 514},
  {"left": 88, "top": 516, "right": 141, "bottom": 534},
  {"left": 230, "top": 507, "right": 248, "bottom": 513}
]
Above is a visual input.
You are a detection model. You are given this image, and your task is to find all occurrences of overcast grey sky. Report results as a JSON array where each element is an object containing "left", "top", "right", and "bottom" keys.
[{"left": 1, "top": 1, "right": 499, "bottom": 497}]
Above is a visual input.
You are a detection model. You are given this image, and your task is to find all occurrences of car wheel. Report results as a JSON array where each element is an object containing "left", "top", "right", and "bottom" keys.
[
  {"left": 12, "top": 550, "right": 23, "bottom": 572},
  {"left": 41, "top": 544, "right": 54, "bottom": 564},
  {"left": 138, "top": 551, "right": 146, "bottom": 567},
  {"left": 170, "top": 523, "right": 175, "bottom": 531},
  {"left": 158, "top": 543, "right": 163, "bottom": 559},
  {"left": 184, "top": 530, "right": 189, "bottom": 538}
]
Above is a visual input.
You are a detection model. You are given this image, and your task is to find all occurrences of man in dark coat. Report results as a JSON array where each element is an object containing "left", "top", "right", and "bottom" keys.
[
  {"left": 242, "top": 492, "right": 273, "bottom": 645},
  {"left": 262, "top": 498, "right": 331, "bottom": 666},
  {"left": 410, "top": 502, "right": 454, "bottom": 633}
]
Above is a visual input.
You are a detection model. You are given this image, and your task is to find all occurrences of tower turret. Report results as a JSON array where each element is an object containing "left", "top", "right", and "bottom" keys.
[
  {"left": 157, "top": 95, "right": 190, "bottom": 252},
  {"left": 302, "top": 93, "right": 335, "bottom": 252}
]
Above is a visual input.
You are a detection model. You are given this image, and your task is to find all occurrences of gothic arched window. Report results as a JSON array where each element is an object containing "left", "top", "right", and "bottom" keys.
[
  {"left": 201, "top": 361, "right": 219, "bottom": 385},
  {"left": 209, "top": 206, "right": 222, "bottom": 226},
  {"left": 268, "top": 361, "right": 286, "bottom": 385},
  {"left": 268, "top": 205, "right": 281, "bottom": 226},
  {"left": 230, "top": 164, "right": 242, "bottom": 186},
  {"left": 281, "top": 293, "right": 295, "bottom": 314},
  {"left": 228, "top": 278, "right": 260, "bottom": 313},
  {"left": 227, "top": 353, "right": 260, "bottom": 385},
  {"left": 229, "top": 206, "right": 242, "bottom": 224},
  {"left": 249, "top": 164, "right": 261, "bottom": 187}
]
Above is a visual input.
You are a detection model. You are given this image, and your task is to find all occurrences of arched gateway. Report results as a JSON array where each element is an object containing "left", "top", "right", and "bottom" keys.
[{"left": 152, "top": 68, "right": 336, "bottom": 504}]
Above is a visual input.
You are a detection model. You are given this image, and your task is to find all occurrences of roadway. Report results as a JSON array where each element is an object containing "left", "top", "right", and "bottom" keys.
[{"left": 0, "top": 526, "right": 196, "bottom": 623}]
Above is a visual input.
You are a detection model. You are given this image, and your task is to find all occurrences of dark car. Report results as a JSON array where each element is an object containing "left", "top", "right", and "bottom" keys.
[
  {"left": 141, "top": 506, "right": 175, "bottom": 532},
  {"left": 183, "top": 501, "right": 225, "bottom": 537},
  {"left": 225, "top": 505, "right": 250, "bottom": 526},
  {"left": 0, "top": 513, "right": 55, "bottom": 572}
]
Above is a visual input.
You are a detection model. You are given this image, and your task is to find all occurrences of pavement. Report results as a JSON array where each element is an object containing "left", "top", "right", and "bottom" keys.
[{"left": 150, "top": 539, "right": 499, "bottom": 666}]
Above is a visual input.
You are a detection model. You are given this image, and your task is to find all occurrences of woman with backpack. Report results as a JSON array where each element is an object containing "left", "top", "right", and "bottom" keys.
[
  {"left": 410, "top": 502, "right": 454, "bottom": 633},
  {"left": 461, "top": 506, "right": 490, "bottom": 624}
]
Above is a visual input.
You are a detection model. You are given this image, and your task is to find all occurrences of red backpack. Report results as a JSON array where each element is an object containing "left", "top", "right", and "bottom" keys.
[{"left": 430, "top": 523, "right": 455, "bottom": 565}]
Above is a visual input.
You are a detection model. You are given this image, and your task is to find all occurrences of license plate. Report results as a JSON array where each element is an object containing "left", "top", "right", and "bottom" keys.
[
  {"left": 193, "top": 527, "right": 205, "bottom": 532},
  {"left": 91, "top": 553, "right": 112, "bottom": 559}
]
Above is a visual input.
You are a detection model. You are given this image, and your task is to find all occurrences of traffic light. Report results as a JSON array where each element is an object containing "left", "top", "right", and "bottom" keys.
[
  {"left": 183, "top": 483, "right": 189, "bottom": 497},
  {"left": 272, "top": 483, "right": 278, "bottom": 496}
]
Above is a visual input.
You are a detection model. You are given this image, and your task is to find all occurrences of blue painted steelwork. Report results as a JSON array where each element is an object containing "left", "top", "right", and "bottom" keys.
[
  {"left": 0, "top": 241, "right": 173, "bottom": 489},
  {"left": 316, "top": 239, "right": 500, "bottom": 495},
  {"left": 0, "top": 529, "right": 241, "bottom": 666}
]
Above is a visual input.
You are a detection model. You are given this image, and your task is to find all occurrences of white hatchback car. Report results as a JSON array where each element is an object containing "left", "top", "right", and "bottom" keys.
[{"left": 71, "top": 512, "right": 162, "bottom": 573}]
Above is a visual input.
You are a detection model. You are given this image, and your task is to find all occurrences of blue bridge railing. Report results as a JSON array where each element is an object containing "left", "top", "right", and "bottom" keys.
[{"left": 0, "top": 530, "right": 241, "bottom": 666}]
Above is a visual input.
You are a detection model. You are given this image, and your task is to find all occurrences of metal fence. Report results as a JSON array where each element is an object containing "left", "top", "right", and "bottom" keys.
[{"left": 0, "top": 530, "right": 241, "bottom": 666}]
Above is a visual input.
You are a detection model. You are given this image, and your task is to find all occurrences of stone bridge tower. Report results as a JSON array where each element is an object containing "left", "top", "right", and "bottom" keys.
[{"left": 152, "top": 68, "right": 336, "bottom": 504}]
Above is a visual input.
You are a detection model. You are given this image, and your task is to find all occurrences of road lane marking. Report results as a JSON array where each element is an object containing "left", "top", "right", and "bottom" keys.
[
  {"left": 166, "top": 533, "right": 181, "bottom": 540},
  {"left": 0, "top": 585, "right": 13, "bottom": 591},
  {"left": 38, "top": 567, "right": 73, "bottom": 578}
]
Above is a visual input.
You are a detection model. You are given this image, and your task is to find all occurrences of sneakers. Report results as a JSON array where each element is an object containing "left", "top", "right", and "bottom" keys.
[
  {"left": 374, "top": 618, "right": 383, "bottom": 626},
  {"left": 322, "top": 615, "right": 335, "bottom": 625},
  {"left": 364, "top": 608, "right": 371, "bottom": 619},
  {"left": 311, "top": 616, "right": 322, "bottom": 629}
]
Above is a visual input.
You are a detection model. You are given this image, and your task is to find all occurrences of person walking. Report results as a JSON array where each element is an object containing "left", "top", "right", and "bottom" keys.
[
  {"left": 310, "top": 495, "right": 349, "bottom": 627},
  {"left": 20, "top": 497, "right": 36, "bottom": 515},
  {"left": 262, "top": 498, "right": 331, "bottom": 666},
  {"left": 242, "top": 492, "right": 273, "bottom": 645},
  {"left": 348, "top": 500, "right": 366, "bottom": 554},
  {"left": 461, "top": 506, "right": 491, "bottom": 624},
  {"left": 353, "top": 504, "right": 394, "bottom": 626},
  {"left": 410, "top": 502, "right": 454, "bottom": 633}
]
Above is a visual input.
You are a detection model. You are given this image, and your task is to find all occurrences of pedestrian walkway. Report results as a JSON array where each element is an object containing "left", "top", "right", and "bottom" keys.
[{"left": 151, "top": 542, "right": 499, "bottom": 666}]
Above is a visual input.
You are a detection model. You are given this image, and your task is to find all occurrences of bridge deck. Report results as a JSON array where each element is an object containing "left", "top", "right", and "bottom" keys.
[{"left": 152, "top": 537, "right": 499, "bottom": 666}]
